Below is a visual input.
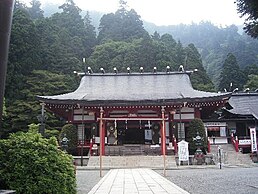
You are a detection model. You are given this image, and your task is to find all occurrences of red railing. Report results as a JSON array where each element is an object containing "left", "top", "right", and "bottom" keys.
[
  {"left": 77, "top": 139, "right": 91, "bottom": 146},
  {"left": 231, "top": 133, "right": 239, "bottom": 152},
  {"left": 77, "top": 139, "right": 91, "bottom": 155}
]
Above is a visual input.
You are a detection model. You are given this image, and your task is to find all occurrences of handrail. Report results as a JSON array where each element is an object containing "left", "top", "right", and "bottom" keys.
[{"left": 231, "top": 133, "right": 239, "bottom": 152}]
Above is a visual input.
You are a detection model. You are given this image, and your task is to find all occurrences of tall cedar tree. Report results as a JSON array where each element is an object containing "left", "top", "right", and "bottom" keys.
[
  {"left": 218, "top": 53, "right": 246, "bottom": 91},
  {"left": 98, "top": 0, "right": 147, "bottom": 43},
  {"left": 235, "top": 0, "right": 258, "bottom": 38}
]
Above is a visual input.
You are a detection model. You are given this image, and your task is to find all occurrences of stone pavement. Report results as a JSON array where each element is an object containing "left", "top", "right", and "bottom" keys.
[{"left": 88, "top": 168, "right": 189, "bottom": 194}]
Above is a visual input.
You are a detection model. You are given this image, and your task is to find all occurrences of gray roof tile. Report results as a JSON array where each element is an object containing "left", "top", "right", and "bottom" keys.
[
  {"left": 227, "top": 93, "right": 258, "bottom": 119},
  {"left": 38, "top": 72, "right": 230, "bottom": 105}
]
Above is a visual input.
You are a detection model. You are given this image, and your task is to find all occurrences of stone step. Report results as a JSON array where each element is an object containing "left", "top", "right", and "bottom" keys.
[
  {"left": 87, "top": 156, "right": 177, "bottom": 168},
  {"left": 210, "top": 144, "right": 253, "bottom": 165}
]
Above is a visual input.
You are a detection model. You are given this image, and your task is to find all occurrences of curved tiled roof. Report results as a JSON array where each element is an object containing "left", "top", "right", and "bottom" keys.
[
  {"left": 226, "top": 93, "right": 258, "bottom": 119},
  {"left": 37, "top": 72, "right": 230, "bottom": 105}
]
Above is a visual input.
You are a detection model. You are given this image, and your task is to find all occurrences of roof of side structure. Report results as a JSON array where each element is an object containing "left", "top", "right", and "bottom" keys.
[{"left": 225, "top": 93, "right": 258, "bottom": 119}]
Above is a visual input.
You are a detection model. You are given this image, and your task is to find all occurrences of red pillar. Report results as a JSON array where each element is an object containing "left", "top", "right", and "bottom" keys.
[
  {"left": 101, "top": 120, "right": 106, "bottom": 155},
  {"left": 99, "top": 107, "right": 104, "bottom": 177},
  {"left": 161, "top": 107, "right": 166, "bottom": 155},
  {"left": 194, "top": 108, "right": 201, "bottom": 118},
  {"left": 99, "top": 108, "right": 105, "bottom": 155}
]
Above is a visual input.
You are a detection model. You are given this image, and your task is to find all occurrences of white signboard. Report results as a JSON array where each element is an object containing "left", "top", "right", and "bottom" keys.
[
  {"left": 220, "top": 127, "right": 226, "bottom": 137},
  {"left": 250, "top": 128, "right": 257, "bottom": 152},
  {"left": 178, "top": 140, "right": 189, "bottom": 162},
  {"left": 145, "top": 130, "right": 152, "bottom": 140},
  {"left": 239, "top": 139, "right": 251, "bottom": 145},
  {"left": 204, "top": 122, "right": 226, "bottom": 127}
]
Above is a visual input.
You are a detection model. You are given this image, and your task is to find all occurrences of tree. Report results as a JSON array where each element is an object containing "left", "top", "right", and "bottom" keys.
[
  {"left": 244, "top": 74, "right": 258, "bottom": 91},
  {"left": 5, "top": 8, "right": 41, "bottom": 100},
  {"left": 243, "top": 64, "right": 258, "bottom": 76},
  {"left": 98, "top": 0, "right": 147, "bottom": 42},
  {"left": 218, "top": 53, "right": 246, "bottom": 91},
  {"left": 0, "top": 132, "right": 76, "bottom": 194},
  {"left": 235, "top": 0, "right": 258, "bottom": 38},
  {"left": 186, "top": 118, "right": 207, "bottom": 154},
  {"left": 184, "top": 44, "right": 215, "bottom": 91},
  {"left": 83, "top": 11, "right": 97, "bottom": 57},
  {"left": 3, "top": 70, "right": 77, "bottom": 136},
  {"left": 28, "top": 0, "right": 44, "bottom": 20},
  {"left": 151, "top": 31, "right": 160, "bottom": 40},
  {"left": 59, "top": 124, "right": 78, "bottom": 154}
]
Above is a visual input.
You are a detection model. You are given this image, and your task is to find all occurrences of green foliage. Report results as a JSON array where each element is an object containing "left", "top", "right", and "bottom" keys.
[
  {"left": 244, "top": 74, "right": 258, "bottom": 91},
  {"left": 28, "top": 123, "right": 60, "bottom": 139},
  {"left": 59, "top": 124, "right": 78, "bottom": 154},
  {"left": 144, "top": 22, "right": 258, "bottom": 86},
  {"left": 6, "top": 8, "right": 41, "bottom": 100},
  {"left": 243, "top": 64, "right": 258, "bottom": 76},
  {"left": 235, "top": 0, "right": 258, "bottom": 38},
  {"left": 186, "top": 118, "right": 208, "bottom": 154},
  {"left": 185, "top": 44, "right": 215, "bottom": 91},
  {"left": 27, "top": 0, "right": 44, "bottom": 20},
  {"left": 2, "top": 98, "right": 6, "bottom": 117},
  {"left": 98, "top": 0, "right": 147, "bottom": 43},
  {"left": 218, "top": 53, "right": 246, "bottom": 91},
  {"left": 0, "top": 132, "right": 76, "bottom": 194},
  {"left": 28, "top": 123, "right": 39, "bottom": 133}
]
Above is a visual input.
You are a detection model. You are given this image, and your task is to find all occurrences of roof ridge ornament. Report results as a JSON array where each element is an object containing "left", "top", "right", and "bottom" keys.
[
  {"left": 140, "top": 67, "right": 144, "bottom": 74},
  {"left": 244, "top": 88, "right": 250, "bottom": 93},
  {"left": 100, "top": 67, "right": 105, "bottom": 74},
  {"left": 73, "top": 70, "right": 85, "bottom": 76},
  {"left": 87, "top": 67, "right": 93, "bottom": 74},
  {"left": 178, "top": 65, "right": 184, "bottom": 72},
  {"left": 166, "top": 66, "right": 170, "bottom": 73},
  {"left": 114, "top": 67, "right": 118, "bottom": 74},
  {"left": 153, "top": 67, "right": 157, "bottom": 74},
  {"left": 127, "top": 67, "right": 131, "bottom": 74}
]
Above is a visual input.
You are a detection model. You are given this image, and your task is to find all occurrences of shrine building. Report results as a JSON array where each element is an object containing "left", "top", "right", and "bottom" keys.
[{"left": 37, "top": 67, "right": 231, "bottom": 155}]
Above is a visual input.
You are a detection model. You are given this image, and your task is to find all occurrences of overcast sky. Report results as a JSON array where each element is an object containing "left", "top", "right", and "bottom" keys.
[{"left": 23, "top": 0, "right": 245, "bottom": 26}]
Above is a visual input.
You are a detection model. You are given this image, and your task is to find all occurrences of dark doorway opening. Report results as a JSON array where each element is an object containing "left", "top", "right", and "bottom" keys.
[{"left": 118, "top": 120, "right": 145, "bottom": 144}]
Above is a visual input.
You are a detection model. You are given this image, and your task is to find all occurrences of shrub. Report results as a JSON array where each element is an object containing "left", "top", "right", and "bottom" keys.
[
  {"left": 59, "top": 124, "right": 78, "bottom": 155},
  {"left": 186, "top": 118, "right": 207, "bottom": 154},
  {"left": 28, "top": 123, "right": 60, "bottom": 139},
  {"left": 0, "top": 132, "right": 76, "bottom": 194}
]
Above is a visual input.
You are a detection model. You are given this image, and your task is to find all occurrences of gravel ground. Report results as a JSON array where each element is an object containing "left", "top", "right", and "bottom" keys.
[
  {"left": 76, "top": 170, "right": 108, "bottom": 194},
  {"left": 76, "top": 167, "right": 258, "bottom": 194},
  {"left": 156, "top": 167, "right": 258, "bottom": 194}
]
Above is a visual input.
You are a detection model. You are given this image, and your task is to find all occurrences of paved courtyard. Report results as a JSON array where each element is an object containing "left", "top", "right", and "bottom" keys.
[{"left": 77, "top": 166, "right": 258, "bottom": 194}]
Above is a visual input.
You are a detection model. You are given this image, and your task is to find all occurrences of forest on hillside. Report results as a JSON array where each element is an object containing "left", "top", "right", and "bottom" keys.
[
  {"left": 42, "top": 2, "right": 258, "bottom": 86},
  {"left": 1, "top": 0, "right": 258, "bottom": 137}
]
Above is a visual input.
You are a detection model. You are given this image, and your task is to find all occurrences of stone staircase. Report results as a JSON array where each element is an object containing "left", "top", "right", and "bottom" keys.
[
  {"left": 87, "top": 155, "right": 177, "bottom": 168},
  {"left": 104, "top": 144, "right": 171, "bottom": 156},
  {"left": 210, "top": 144, "right": 254, "bottom": 166}
]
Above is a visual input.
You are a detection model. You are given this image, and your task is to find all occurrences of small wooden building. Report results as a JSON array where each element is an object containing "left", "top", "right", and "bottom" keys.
[
  {"left": 38, "top": 70, "right": 230, "bottom": 155},
  {"left": 222, "top": 93, "right": 258, "bottom": 151}
]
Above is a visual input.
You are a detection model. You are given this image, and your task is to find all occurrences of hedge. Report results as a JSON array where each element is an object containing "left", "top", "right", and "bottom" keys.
[{"left": 0, "top": 132, "right": 76, "bottom": 194}]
